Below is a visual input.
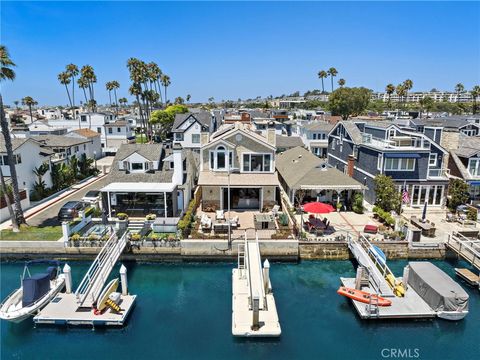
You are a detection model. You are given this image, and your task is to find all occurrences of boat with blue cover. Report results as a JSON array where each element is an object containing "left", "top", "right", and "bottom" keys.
[{"left": 0, "top": 260, "right": 65, "bottom": 323}]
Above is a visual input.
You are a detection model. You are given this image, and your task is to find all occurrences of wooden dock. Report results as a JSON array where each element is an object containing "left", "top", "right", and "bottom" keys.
[
  {"left": 33, "top": 293, "right": 136, "bottom": 326},
  {"left": 340, "top": 278, "right": 436, "bottom": 320},
  {"left": 454, "top": 268, "right": 480, "bottom": 288}
]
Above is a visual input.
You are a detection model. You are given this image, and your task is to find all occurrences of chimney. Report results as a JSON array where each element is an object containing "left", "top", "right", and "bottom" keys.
[
  {"left": 241, "top": 113, "right": 251, "bottom": 123},
  {"left": 200, "top": 132, "right": 210, "bottom": 146},
  {"left": 347, "top": 154, "right": 355, "bottom": 177},
  {"left": 266, "top": 128, "right": 276, "bottom": 147},
  {"left": 172, "top": 143, "right": 183, "bottom": 185}
]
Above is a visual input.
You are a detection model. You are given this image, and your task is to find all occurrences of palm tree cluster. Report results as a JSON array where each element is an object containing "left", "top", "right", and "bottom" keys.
[
  {"left": 57, "top": 64, "right": 79, "bottom": 122},
  {"left": 21, "top": 96, "right": 38, "bottom": 122},
  {"left": 317, "top": 67, "right": 339, "bottom": 93},
  {"left": 389, "top": 79, "right": 413, "bottom": 108},
  {"left": 127, "top": 58, "right": 170, "bottom": 142},
  {"left": 105, "top": 80, "right": 120, "bottom": 114},
  {"left": 79, "top": 65, "right": 97, "bottom": 113}
]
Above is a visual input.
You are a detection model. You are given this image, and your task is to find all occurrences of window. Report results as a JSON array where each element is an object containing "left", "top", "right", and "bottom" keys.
[
  {"left": 81, "top": 115, "right": 87, "bottom": 122},
  {"left": 131, "top": 162, "right": 144, "bottom": 171},
  {"left": 75, "top": 146, "right": 79, "bottom": 152},
  {"left": 97, "top": 127, "right": 102, "bottom": 133},
  {"left": 429, "top": 153, "right": 437, "bottom": 166},
  {"left": 192, "top": 134, "right": 200, "bottom": 144},
  {"left": 108, "top": 128, "right": 113, "bottom": 134},
  {"left": 242, "top": 153, "right": 272, "bottom": 172},
  {"left": 468, "top": 158, "right": 480, "bottom": 176},
  {"left": 117, "top": 127, "right": 121, "bottom": 133},
  {"left": 340, "top": 144, "right": 343, "bottom": 153},
  {"left": 175, "top": 133, "right": 184, "bottom": 141},
  {"left": 353, "top": 145, "right": 358, "bottom": 158},
  {"left": 385, "top": 158, "right": 415, "bottom": 171},
  {"left": 209, "top": 145, "right": 233, "bottom": 171},
  {"left": 388, "top": 129, "right": 395, "bottom": 138},
  {"left": 331, "top": 140, "right": 335, "bottom": 150},
  {"left": 83, "top": 144, "right": 86, "bottom": 150}
]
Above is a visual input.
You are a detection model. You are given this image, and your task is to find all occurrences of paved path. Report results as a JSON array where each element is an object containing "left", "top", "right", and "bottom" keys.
[{"left": 0, "top": 175, "right": 110, "bottom": 229}]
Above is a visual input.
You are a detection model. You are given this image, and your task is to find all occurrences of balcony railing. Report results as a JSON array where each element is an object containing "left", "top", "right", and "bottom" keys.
[
  {"left": 427, "top": 168, "right": 450, "bottom": 178},
  {"left": 361, "top": 133, "right": 430, "bottom": 150}
]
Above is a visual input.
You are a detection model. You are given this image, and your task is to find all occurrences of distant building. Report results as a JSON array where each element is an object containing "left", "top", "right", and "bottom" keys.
[{"left": 172, "top": 112, "right": 218, "bottom": 150}]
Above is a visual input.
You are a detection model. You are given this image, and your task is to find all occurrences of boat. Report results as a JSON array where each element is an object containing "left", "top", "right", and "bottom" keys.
[
  {"left": 337, "top": 286, "right": 392, "bottom": 306},
  {"left": 407, "top": 262, "right": 469, "bottom": 321},
  {"left": 0, "top": 260, "right": 65, "bottom": 323}
]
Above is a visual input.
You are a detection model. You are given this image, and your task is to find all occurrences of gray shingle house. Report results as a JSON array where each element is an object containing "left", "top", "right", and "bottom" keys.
[
  {"left": 172, "top": 111, "right": 218, "bottom": 150},
  {"left": 327, "top": 120, "right": 449, "bottom": 207}
]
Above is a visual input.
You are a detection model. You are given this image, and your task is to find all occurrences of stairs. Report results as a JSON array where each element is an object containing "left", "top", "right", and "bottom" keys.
[{"left": 128, "top": 220, "right": 145, "bottom": 233}]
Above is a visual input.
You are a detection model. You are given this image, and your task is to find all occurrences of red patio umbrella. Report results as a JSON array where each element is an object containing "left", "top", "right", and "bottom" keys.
[{"left": 302, "top": 201, "right": 335, "bottom": 214}]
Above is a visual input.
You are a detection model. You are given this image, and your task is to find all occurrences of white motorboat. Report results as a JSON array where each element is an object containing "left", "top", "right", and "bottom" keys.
[{"left": 0, "top": 260, "right": 65, "bottom": 323}]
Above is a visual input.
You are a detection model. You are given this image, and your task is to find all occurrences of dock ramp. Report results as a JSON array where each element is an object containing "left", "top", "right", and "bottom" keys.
[
  {"left": 447, "top": 232, "right": 480, "bottom": 271},
  {"left": 74, "top": 228, "right": 128, "bottom": 308}
]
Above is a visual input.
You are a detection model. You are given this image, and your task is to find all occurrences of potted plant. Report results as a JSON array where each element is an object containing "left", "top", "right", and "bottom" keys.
[
  {"left": 336, "top": 202, "right": 342, "bottom": 212},
  {"left": 116, "top": 212, "right": 128, "bottom": 221},
  {"left": 145, "top": 213, "right": 156, "bottom": 222},
  {"left": 130, "top": 233, "right": 141, "bottom": 242}
]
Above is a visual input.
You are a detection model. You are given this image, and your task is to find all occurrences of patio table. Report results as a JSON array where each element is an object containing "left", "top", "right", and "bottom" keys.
[
  {"left": 308, "top": 218, "right": 327, "bottom": 230},
  {"left": 411, "top": 218, "right": 435, "bottom": 237}
]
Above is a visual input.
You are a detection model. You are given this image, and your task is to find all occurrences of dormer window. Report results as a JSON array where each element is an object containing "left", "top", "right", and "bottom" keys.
[{"left": 131, "top": 162, "right": 144, "bottom": 171}]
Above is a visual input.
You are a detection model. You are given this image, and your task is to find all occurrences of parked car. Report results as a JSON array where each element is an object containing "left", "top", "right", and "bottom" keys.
[
  {"left": 57, "top": 201, "right": 87, "bottom": 221},
  {"left": 82, "top": 190, "right": 101, "bottom": 205}
]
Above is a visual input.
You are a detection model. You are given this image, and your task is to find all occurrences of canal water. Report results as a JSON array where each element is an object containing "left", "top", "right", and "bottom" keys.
[{"left": 1, "top": 260, "right": 478, "bottom": 360}]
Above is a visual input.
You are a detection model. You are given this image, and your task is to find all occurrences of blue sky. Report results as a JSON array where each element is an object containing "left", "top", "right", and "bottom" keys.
[{"left": 1, "top": 1, "right": 480, "bottom": 106}]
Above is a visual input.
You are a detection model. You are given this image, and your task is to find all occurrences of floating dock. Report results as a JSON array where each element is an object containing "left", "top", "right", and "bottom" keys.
[
  {"left": 455, "top": 268, "right": 480, "bottom": 289},
  {"left": 232, "top": 234, "right": 281, "bottom": 337},
  {"left": 34, "top": 229, "right": 136, "bottom": 326},
  {"left": 342, "top": 235, "right": 436, "bottom": 320}
]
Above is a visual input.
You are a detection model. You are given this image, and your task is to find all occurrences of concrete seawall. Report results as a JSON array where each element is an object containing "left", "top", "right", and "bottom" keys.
[{"left": 0, "top": 239, "right": 446, "bottom": 261}]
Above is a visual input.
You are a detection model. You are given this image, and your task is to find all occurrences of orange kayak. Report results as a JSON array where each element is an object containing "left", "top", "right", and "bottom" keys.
[{"left": 337, "top": 286, "right": 392, "bottom": 306}]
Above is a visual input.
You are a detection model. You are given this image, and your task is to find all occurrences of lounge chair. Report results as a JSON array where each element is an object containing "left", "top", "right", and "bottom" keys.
[
  {"left": 216, "top": 210, "right": 225, "bottom": 220},
  {"left": 201, "top": 214, "right": 212, "bottom": 231},
  {"left": 271, "top": 205, "right": 280, "bottom": 216}
]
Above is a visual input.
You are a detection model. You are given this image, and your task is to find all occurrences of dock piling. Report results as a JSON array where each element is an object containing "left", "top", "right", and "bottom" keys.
[
  {"left": 263, "top": 259, "right": 270, "bottom": 294},
  {"left": 252, "top": 291, "right": 260, "bottom": 331},
  {"left": 120, "top": 264, "right": 128, "bottom": 295},
  {"left": 402, "top": 265, "right": 410, "bottom": 291},
  {"left": 63, "top": 263, "right": 72, "bottom": 294}
]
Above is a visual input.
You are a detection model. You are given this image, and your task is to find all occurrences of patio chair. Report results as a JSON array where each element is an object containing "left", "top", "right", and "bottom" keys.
[
  {"left": 271, "top": 205, "right": 280, "bottom": 216},
  {"left": 201, "top": 214, "right": 212, "bottom": 231},
  {"left": 216, "top": 210, "right": 225, "bottom": 220}
]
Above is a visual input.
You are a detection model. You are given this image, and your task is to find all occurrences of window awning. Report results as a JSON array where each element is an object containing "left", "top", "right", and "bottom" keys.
[
  {"left": 384, "top": 153, "right": 421, "bottom": 159},
  {"left": 469, "top": 181, "right": 480, "bottom": 186}
]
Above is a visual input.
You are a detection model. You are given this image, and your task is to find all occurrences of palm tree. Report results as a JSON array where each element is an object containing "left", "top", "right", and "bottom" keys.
[
  {"left": 471, "top": 85, "right": 480, "bottom": 114},
  {"left": 396, "top": 84, "right": 406, "bottom": 108},
  {"left": 338, "top": 78, "right": 346, "bottom": 87},
  {"left": 111, "top": 80, "right": 120, "bottom": 113},
  {"left": 66, "top": 64, "right": 79, "bottom": 119},
  {"left": 21, "top": 96, "right": 38, "bottom": 124},
  {"left": 13, "top": 100, "right": 19, "bottom": 112},
  {"left": 385, "top": 84, "right": 395, "bottom": 107},
  {"left": 317, "top": 70, "right": 328, "bottom": 94},
  {"left": 455, "top": 83, "right": 464, "bottom": 103},
  {"left": 58, "top": 71, "right": 74, "bottom": 118},
  {"left": 0, "top": 45, "right": 16, "bottom": 81},
  {"left": 80, "top": 65, "right": 97, "bottom": 111},
  {"left": 160, "top": 74, "right": 171, "bottom": 104},
  {"left": 327, "top": 67, "right": 338, "bottom": 92},
  {"left": 403, "top": 79, "right": 413, "bottom": 106},
  {"left": 118, "top": 97, "right": 128, "bottom": 108},
  {"left": 0, "top": 46, "right": 25, "bottom": 228},
  {"left": 105, "top": 81, "right": 114, "bottom": 108}
]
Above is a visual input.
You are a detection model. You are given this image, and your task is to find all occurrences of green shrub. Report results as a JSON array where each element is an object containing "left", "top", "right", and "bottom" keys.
[
  {"left": 178, "top": 199, "right": 197, "bottom": 237},
  {"left": 70, "top": 233, "right": 81, "bottom": 241},
  {"left": 88, "top": 234, "right": 99, "bottom": 241},
  {"left": 116, "top": 213, "right": 128, "bottom": 220},
  {"left": 467, "top": 207, "right": 478, "bottom": 221},
  {"left": 278, "top": 213, "right": 289, "bottom": 227},
  {"left": 352, "top": 193, "right": 364, "bottom": 214},
  {"left": 84, "top": 207, "right": 94, "bottom": 218},
  {"left": 145, "top": 213, "right": 156, "bottom": 221},
  {"left": 130, "top": 233, "right": 141, "bottom": 241}
]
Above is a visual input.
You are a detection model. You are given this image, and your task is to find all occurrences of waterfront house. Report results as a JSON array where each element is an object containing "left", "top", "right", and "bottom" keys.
[
  {"left": 28, "top": 120, "right": 68, "bottom": 136},
  {"left": 327, "top": 121, "right": 449, "bottom": 207},
  {"left": 198, "top": 122, "right": 278, "bottom": 211},
  {"left": 448, "top": 135, "right": 480, "bottom": 205},
  {"left": 276, "top": 146, "right": 363, "bottom": 207},
  {"left": 172, "top": 111, "right": 217, "bottom": 151},
  {"left": 0, "top": 137, "right": 53, "bottom": 192},
  {"left": 410, "top": 117, "right": 480, "bottom": 138},
  {"left": 65, "top": 128, "right": 103, "bottom": 159},
  {"left": 100, "top": 143, "right": 197, "bottom": 224}
]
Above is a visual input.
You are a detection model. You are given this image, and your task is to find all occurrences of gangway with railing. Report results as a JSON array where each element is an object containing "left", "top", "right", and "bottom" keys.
[
  {"left": 74, "top": 228, "right": 129, "bottom": 308},
  {"left": 447, "top": 232, "right": 480, "bottom": 271}
]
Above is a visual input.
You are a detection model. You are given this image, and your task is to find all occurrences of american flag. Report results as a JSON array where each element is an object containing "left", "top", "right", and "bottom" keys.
[{"left": 402, "top": 182, "right": 410, "bottom": 204}]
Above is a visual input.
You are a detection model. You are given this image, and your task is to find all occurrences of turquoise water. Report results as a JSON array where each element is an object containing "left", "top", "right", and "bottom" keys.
[{"left": 1, "top": 260, "right": 479, "bottom": 360}]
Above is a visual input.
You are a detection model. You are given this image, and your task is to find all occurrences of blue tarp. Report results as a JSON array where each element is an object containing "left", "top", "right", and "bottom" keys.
[
  {"left": 468, "top": 181, "right": 480, "bottom": 186},
  {"left": 22, "top": 273, "right": 50, "bottom": 307},
  {"left": 384, "top": 153, "right": 421, "bottom": 158}
]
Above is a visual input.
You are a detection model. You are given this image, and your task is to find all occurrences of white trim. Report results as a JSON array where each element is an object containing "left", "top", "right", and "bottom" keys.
[
  {"left": 241, "top": 152, "right": 273, "bottom": 173},
  {"left": 384, "top": 157, "right": 416, "bottom": 171}
]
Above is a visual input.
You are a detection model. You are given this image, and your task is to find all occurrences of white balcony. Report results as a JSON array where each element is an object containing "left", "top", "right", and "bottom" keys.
[
  {"left": 427, "top": 168, "right": 450, "bottom": 179},
  {"left": 361, "top": 134, "right": 430, "bottom": 150}
]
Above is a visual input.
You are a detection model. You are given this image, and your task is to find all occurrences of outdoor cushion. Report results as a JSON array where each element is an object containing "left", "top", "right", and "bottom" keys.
[{"left": 364, "top": 225, "right": 378, "bottom": 234}]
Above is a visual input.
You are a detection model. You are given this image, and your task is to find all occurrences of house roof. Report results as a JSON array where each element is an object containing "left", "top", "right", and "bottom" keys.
[
  {"left": 71, "top": 128, "right": 101, "bottom": 138},
  {"left": 33, "top": 135, "right": 90, "bottom": 148},
  {"left": 276, "top": 146, "right": 363, "bottom": 190},
  {"left": 340, "top": 121, "right": 363, "bottom": 144},
  {"left": 172, "top": 112, "right": 211, "bottom": 132},
  {"left": 276, "top": 135, "right": 304, "bottom": 149},
  {"left": 411, "top": 117, "right": 472, "bottom": 129},
  {"left": 208, "top": 123, "right": 275, "bottom": 150},
  {"left": 106, "top": 143, "right": 173, "bottom": 184},
  {"left": 360, "top": 120, "right": 397, "bottom": 129},
  {"left": 454, "top": 134, "right": 480, "bottom": 158},
  {"left": 116, "top": 143, "right": 163, "bottom": 162},
  {"left": 303, "top": 122, "right": 335, "bottom": 132},
  {"left": 0, "top": 137, "right": 29, "bottom": 153}
]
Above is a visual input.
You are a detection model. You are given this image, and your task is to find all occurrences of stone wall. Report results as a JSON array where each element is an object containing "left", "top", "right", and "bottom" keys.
[
  {"left": 201, "top": 186, "right": 220, "bottom": 211},
  {"left": 299, "top": 242, "right": 350, "bottom": 260}
]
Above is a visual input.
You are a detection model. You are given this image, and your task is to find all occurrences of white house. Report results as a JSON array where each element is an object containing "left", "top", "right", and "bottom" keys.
[
  {"left": 48, "top": 112, "right": 134, "bottom": 154},
  {"left": 0, "top": 137, "right": 53, "bottom": 192},
  {"left": 172, "top": 112, "right": 217, "bottom": 150}
]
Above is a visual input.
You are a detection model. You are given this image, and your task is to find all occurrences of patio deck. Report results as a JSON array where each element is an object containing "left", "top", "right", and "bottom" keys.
[{"left": 195, "top": 208, "right": 279, "bottom": 239}]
